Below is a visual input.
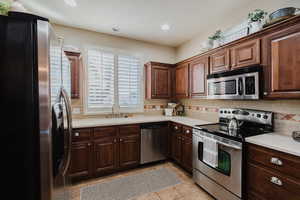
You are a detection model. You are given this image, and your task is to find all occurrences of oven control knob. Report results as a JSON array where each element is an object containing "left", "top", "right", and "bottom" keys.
[
  {"left": 263, "top": 115, "right": 268, "bottom": 119},
  {"left": 224, "top": 111, "right": 227, "bottom": 114},
  {"left": 257, "top": 114, "right": 261, "bottom": 118}
]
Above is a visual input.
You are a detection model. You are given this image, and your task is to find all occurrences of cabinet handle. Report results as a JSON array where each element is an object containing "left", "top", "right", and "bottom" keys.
[
  {"left": 114, "top": 139, "right": 117, "bottom": 143},
  {"left": 263, "top": 92, "right": 268, "bottom": 96},
  {"left": 186, "top": 130, "right": 190, "bottom": 134},
  {"left": 270, "top": 157, "right": 283, "bottom": 166},
  {"left": 87, "top": 143, "right": 91, "bottom": 146},
  {"left": 174, "top": 126, "right": 178, "bottom": 130},
  {"left": 74, "top": 132, "right": 80, "bottom": 137},
  {"left": 270, "top": 176, "right": 283, "bottom": 186},
  {"left": 120, "top": 138, "right": 123, "bottom": 142}
]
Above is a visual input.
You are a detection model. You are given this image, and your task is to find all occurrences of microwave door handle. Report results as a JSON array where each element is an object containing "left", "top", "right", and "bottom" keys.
[
  {"left": 61, "top": 88, "right": 73, "bottom": 176},
  {"left": 238, "top": 77, "right": 243, "bottom": 96}
]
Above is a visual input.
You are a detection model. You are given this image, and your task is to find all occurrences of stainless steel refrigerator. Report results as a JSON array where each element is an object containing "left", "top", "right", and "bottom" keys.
[{"left": 0, "top": 12, "right": 72, "bottom": 200}]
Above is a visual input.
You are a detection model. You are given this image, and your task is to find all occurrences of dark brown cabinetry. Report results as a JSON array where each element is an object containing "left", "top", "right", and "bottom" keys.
[
  {"left": 170, "top": 123, "right": 193, "bottom": 173},
  {"left": 175, "top": 63, "right": 189, "bottom": 98},
  {"left": 145, "top": 62, "right": 173, "bottom": 99},
  {"left": 65, "top": 51, "right": 81, "bottom": 99},
  {"left": 247, "top": 143, "right": 300, "bottom": 200},
  {"left": 210, "top": 48, "right": 230, "bottom": 73},
  {"left": 189, "top": 56, "right": 208, "bottom": 97},
  {"left": 69, "top": 125, "right": 140, "bottom": 180},
  {"left": 263, "top": 24, "right": 300, "bottom": 99},
  {"left": 230, "top": 39, "right": 260, "bottom": 69}
]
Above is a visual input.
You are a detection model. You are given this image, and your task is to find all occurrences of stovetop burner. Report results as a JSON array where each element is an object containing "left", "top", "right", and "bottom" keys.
[{"left": 194, "top": 108, "right": 274, "bottom": 142}]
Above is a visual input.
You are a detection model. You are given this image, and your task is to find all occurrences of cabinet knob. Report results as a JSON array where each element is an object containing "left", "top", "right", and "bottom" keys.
[
  {"left": 114, "top": 139, "right": 117, "bottom": 143},
  {"left": 120, "top": 138, "right": 123, "bottom": 142},
  {"left": 182, "top": 138, "right": 185, "bottom": 141},
  {"left": 270, "top": 157, "right": 283, "bottom": 166},
  {"left": 74, "top": 132, "right": 80, "bottom": 137},
  {"left": 174, "top": 126, "right": 178, "bottom": 130},
  {"left": 87, "top": 143, "right": 91, "bottom": 146},
  {"left": 186, "top": 130, "right": 190, "bottom": 134},
  {"left": 270, "top": 176, "right": 283, "bottom": 186},
  {"left": 263, "top": 92, "right": 268, "bottom": 96}
]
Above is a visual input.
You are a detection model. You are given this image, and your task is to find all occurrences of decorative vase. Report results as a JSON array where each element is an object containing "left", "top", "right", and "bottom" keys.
[
  {"left": 249, "top": 21, "right": 263, "bottom": 34},
  {"left": 213, "top": 40, "right": 220, "bottom": 48}
]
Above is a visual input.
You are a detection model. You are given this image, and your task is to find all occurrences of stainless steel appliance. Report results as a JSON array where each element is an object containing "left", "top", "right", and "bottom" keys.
[
  {"left": 140, "top": 123, "right": 168, "bottom": 164},
  {"left": 1, "top": 12, "right": 72, "bottom": 200},
  {"left": 193, "top": 108, "right": 273, "bottom": 200},
  {"left": 207, "top": 66, "right": 261, "bottom": 100}
]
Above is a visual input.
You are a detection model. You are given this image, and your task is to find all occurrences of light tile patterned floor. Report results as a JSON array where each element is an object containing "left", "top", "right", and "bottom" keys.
[{"left": 69, "top": 162, "right": 215, "bottom": 200}]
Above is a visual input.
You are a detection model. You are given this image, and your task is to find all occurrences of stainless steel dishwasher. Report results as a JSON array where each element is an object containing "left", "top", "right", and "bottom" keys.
[{"left": 140, "top": 123, "right": 168, "bottom": 164}]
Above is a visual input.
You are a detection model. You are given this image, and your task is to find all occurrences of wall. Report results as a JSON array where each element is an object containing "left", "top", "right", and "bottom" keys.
[
  {"left": 52, "top": 24, "right": 176, "bottom": 117},
  {"left": 175, "top": 0, "right": 300, "bottom": 62}
]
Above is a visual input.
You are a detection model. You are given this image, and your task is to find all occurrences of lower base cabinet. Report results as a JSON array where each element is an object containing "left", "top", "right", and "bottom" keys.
[{"left": 119, "top": 135, "right": 140, "bottom": 168}]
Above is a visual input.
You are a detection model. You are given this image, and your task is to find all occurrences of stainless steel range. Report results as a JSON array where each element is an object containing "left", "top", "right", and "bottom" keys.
[{"left": 193, "top": 108, "right": 273, "bottom": 200}]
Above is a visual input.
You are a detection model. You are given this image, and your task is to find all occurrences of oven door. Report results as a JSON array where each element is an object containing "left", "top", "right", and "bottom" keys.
[{"left": 193, "top": 130, "right": 242, "bottom": 198}]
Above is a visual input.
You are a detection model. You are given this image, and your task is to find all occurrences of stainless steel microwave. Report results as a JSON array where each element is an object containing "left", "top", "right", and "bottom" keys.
[{"left": 207, "top": 66, "right": 261, "bottom": 100}]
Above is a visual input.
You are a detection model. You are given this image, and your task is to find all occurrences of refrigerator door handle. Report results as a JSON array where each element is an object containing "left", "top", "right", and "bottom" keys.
[{"left": 60, "top": 88, "right": 73, "bottom": 176}]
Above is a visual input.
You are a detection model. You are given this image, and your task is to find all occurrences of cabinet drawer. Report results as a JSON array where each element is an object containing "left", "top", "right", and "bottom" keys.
[
  {"left": 182, "top": 126, "right": 192, "bottom": 138},
  {"left": 247, "top": 162, "right": 300, "bottom": 200},
  {"left": 170, "top": 123, "right": 182, "bottom": 133},
  {"left": 72, "top": 128, "right": 92, "bottom": 142},
  {"left": 248, "top": 143, "right": 300, "bottom": 180},
  {"left": 119, "top": 125, "right": 140, "bottom": 136},
  {"left": 93, "top": 127, "right": 117, "bottom": 139}
]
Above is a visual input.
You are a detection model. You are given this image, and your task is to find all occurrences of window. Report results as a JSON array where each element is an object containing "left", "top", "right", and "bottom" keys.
[{"left": 86, "top": 49, "right": 143, "bottom": 114}]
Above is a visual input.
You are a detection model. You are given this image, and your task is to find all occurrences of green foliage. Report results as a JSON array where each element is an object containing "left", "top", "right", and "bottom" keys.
[
  {"left": 208, "top": 30, "right": 222, "bottom": 40},
  {"left": 248, "top": 9, "right": 268, "bottom": 22},
  {"left": 0, "top": 2, "right": 10, "bottom": 16}
]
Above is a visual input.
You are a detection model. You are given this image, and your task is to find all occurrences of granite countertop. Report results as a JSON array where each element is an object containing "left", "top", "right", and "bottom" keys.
[
  {"left": 246, "top": 133, "right": 300, "bottom": 157},
  {"left": 72, "top": 115, "right": 214, "bottom": 129}
]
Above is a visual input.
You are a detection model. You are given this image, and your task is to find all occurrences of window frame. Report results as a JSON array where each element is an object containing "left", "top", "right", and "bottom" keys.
[{"left": 83, "top": 47, "right": 144, "bottom": 115}]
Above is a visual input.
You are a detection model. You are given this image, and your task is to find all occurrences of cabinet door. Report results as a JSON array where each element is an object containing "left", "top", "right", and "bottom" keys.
[
  {"left": 152, "top": 65, "right": 172, "bottom": 98},
  {"left": 171, "top": 133, "right": 182, "bottom": 163},
  {"left": 175, "top": 63, "right": 189, "bottom": 98},
  {"left": 181, "top": 137, "right": 193, "bottom": 173},
  {"left": 69, "top": 142, "right": 92, "bottom": 179},
  {"left": 65, "top": 51, "right": 81, "bottom": 99},
  {"left": 263, "top": 27, "right": 300, "bottom": 99},
  {"left": 189, "top": 57, "right": 208, "bottom": 97},
  {"left": 210, "top": 48, "right": 230, "bottom": 73},
  {"left": 231, "top": 39, "right": 260, "bottom": 69},
  {"left": 93, "top": 137, "right": 118, "bottom": 175},
  {"left": 119, "top": 135, "right": 140, "bottom": 168}
]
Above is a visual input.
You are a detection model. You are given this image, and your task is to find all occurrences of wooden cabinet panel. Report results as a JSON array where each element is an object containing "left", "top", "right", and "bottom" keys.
[
  {"left": 210, "top": 49, "right": 230, "bottom": 73},
  {"left": 189, "top": 57, "right": 208, "bottom": 97},
  {"left": 65, "top": 51, "right": 81, "bottom": 99},
  {"left": 181, "top": 137, "right": 193, "bottom": 172},
  {"left": 263, "top": 24, "right": 300, "bottom": 99},
  {"left": 69, "top": 142, "right": 92, "bottom": 178},
  {"left": 248, "top": 144, "right": 300, "bottom": 180},
  {"left": 72, "top": 128, "right": 92, "bottom": 142},
  {"left": 93, "top": 138, "right": 118, "bottom": 174},
  {"left": 247, "top": 162, "right": 300, "bottom": 200},
  {"left": 119, "top": 135, "right": 140, "bottom": 168},
  {"left": 93, "top": 127, "right": 117, "bottom": 140},
  {"left": 231, "top": 39, "right": 260, "bottom": 69},
  {"left": 171, "top": 133, "right": 182, "bottom": 163},
  {"left": 145, "top": 62, "right": 173, "bottom": 99},
  {"left": 119, "top": 125, "right": 140, "bottom": 136},
  {"left": 175, "top": 63, "right": 189, "bottom": 98}
]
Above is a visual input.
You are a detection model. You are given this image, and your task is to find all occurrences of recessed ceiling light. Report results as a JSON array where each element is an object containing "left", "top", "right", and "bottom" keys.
[
  {"left": 64, "top": 0, "right": 77, "bottom": 7},
  {"left": 161, "top": 24, "right": 170, "bottom": 31}
]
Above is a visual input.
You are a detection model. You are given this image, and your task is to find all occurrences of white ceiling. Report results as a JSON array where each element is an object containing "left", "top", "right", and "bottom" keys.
[{"left": 20, "top": 0, "right": 265, "bottom": 47}]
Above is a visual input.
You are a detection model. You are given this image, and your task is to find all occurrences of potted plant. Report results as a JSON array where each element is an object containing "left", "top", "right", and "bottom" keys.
[
  {"left": 209, "top": 30, "right": 222, "bottom": 48},
  {"left": 0, "top": 1, "right": 10, "bottom": 16},
  {"left": 248, "top": 9, "right": 268, "bottom": 33}
]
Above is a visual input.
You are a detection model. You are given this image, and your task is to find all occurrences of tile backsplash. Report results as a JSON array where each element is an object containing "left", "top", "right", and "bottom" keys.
[{"left": 180, "top": 99, "right": 300, "bottom": 136}]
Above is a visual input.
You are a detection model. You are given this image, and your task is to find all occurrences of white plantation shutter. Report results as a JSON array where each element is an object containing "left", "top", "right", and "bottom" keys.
[
  {"left": 118, "top": 55, "right": 141, "bottom": 109},
  {"left": 87, "top": 50, "right": 114, "bottom": 110}
]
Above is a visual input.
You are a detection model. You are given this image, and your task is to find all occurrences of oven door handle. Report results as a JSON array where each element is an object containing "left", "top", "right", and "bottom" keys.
[{"left": 217, "top": 141, "right": 242, "bottom": 150}]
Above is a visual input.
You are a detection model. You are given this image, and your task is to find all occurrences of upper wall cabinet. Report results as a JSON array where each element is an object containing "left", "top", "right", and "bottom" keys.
[
  {"left": 65, "top": 51, "right": 81, "bottom": 99},
  {"left": 189, "top": 56, "right": 208, "bottom": 97},
  {"left": 175, "top": 63, "right": 189, "bottom": 99},
  {"left": 230, "top": 39, "right": 261, "bottom": 70},
  {"left": 262, "top": 24, "right": 300, "bottom": 99},
  {"left": 145, "top": 62, "right": 173, "bottom": 99},
  {"left": 209, "top": 48, "right": 230, "bottom": 73}
]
